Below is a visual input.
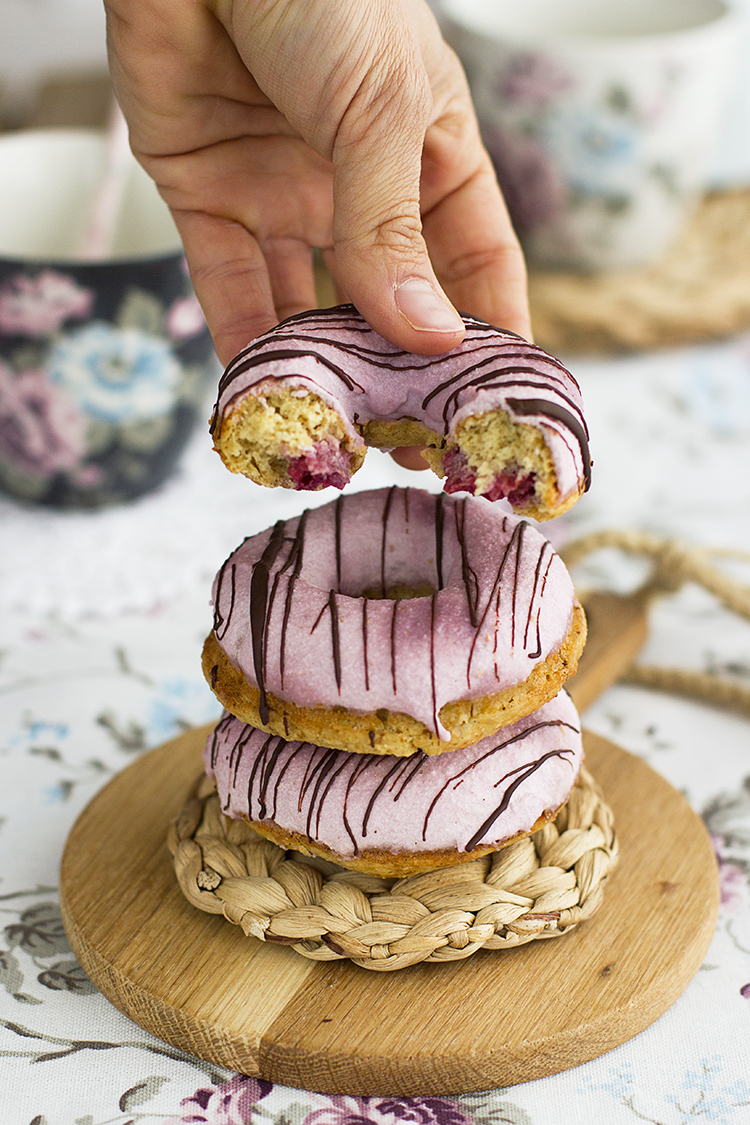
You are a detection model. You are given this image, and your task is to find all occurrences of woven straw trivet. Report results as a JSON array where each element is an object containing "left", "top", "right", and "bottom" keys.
[
  {"left": 527, "top": 189, "right": 750, "bottom": 355},
  {"left": 168, "top": 766, "right": 617, "bottom": 971}
]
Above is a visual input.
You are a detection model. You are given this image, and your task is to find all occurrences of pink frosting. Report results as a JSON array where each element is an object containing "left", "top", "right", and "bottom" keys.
[
  {"left": 205, "top": 691, "right": 583, "bottom": 859},
  {"left": 210, "top": 305, "right": 590, "bottom": 503},
  {"left": 210, "top": 487, "right": 576, "bottom": 741}
]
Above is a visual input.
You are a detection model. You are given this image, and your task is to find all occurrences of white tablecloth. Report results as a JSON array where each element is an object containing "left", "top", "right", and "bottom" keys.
[{"left": 1, "top": 334, "right": 749, "bottom": 1125}]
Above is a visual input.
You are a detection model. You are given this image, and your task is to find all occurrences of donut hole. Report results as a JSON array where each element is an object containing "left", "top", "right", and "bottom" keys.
[
  {"left": 359, "top": 581, "right": 437, "bottom": 601},
  {"left": 317, "top": 488, "right": 449, "bottom": 602}
]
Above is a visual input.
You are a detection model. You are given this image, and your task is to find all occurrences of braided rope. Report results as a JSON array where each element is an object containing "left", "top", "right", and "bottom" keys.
[
  {"left": 622, "top": 664, "right": 750, "bottom": 718},
  {"left": 561, "top": 530, "right": 750, "bottom": 716},
  {"left": 168, "top": 768, "right": 618, "bottom": 971}
]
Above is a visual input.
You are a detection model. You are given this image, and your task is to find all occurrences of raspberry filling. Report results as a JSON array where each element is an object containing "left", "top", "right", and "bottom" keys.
[
  {"left": 286, "top": 439, "right": 352, "bottom": 490},
  {"left": 442, "top": 448, "right": 537, "bottom": 506}
]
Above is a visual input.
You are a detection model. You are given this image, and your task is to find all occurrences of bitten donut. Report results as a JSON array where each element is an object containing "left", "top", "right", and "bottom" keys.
[
  {"left": 205, "top": 691, "right": 584, "bottom": 877},
  {"left": 203, "top": 486, "right": 586, "bottom": 757},
  {"left": 210, "top": 305, "right": 590, "bottom": 521}
]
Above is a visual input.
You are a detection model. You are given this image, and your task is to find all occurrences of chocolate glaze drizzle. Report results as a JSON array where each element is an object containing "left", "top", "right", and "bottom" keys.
[
  {"left": 249, "top": 520, "right": 286, "bottom": 724},
  {"left": 507, "top": 398, "right": 591, "bottom": 491},
  {"left": 211, "top": 345, "right": 365, "bottom": 435}
]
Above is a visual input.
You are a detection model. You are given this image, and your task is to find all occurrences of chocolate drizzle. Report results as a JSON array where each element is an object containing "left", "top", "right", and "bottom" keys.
[
  {"left": 212, "top": 306, "right": 590, "bottom": 507},
  {"left": 212, "top": 346, "right": 365, "bottom": 435},
  {"left": 329, "top": 590, "right": 342, "bottom": 692},
  {"left": 310, "top": 590, "right": 343, "bottom": 693},
  {"left": 211, "top": 709, "right": 581, "bottom": 857},
  {"left": 249, "top": 520, "right": 287, "bottom": 724},
  {"left": 212, "top": 561, "right": 236, "bottom": 640},
  {"left": 278, "top": 510, "right": 308, "bottom": 688},
  {"left": 507, "top": 397, "right": 591, "bottom": 491},
  {"left": 463, "top": 749, "right": 573, "bottom": 851},
  {"left": 524, "top": 543, "right": 554, "bottom": 659},
  {"left": 422, "top": 355, "right": 570, "bottom": 415},
  {"left": 466, "top": 518, "right": 525, "bottom": 688},
  {"left": 423, "top": 720, "right": 578, "bottom": 847},
  {"left": 454, "top": 498, "right": 480, "bottom": 627}
]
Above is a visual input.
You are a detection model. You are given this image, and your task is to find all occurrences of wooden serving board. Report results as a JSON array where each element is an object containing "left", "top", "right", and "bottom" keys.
[
  {"left": 60, "top": 726, "right": 718, "bottom": 1094},
  {"left": 59, "top": 589, "right": 719, "bottom": 1094}
]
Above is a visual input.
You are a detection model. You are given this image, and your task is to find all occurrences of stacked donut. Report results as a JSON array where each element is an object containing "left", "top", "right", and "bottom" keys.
[
  {"left": 201, "top": 310, "right": 591, "bottom": 879},
  {"left": 202, "top": 485, "right": 587, "bottom": 877}
]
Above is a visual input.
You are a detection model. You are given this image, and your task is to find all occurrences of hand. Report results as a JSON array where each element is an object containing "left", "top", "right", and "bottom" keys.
[{"left": 105, "top": 0, "right": 530, "bottom": 368}]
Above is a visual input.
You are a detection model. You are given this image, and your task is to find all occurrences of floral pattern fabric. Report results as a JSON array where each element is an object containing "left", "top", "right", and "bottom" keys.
[{"left": 2, "top": 332, "right": 750, "bottom": 1123}]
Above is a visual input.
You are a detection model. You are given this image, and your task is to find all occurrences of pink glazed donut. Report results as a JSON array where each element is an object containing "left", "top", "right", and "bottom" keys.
[
  {"left": 209, "top": 305, "right": 591, "bottom": 521},
  {"left": 205, "top": 690, "right": 584, "bottom": 877},
  {"left": 202, "top": 487, "right": 587, "bottom": 757}
]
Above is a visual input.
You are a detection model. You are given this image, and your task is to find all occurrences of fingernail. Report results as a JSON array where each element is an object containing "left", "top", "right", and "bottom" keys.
[{"left": 394, "top": 278, "right": 463, "bottom": 333}]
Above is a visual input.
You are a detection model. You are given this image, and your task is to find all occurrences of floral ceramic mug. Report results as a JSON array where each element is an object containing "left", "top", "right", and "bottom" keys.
[
  {"left": 0, "top": 129, "right": 217, "bottom": 508},
  {"left": 441, "top": 0, "right": 740, "bottom": 271}
]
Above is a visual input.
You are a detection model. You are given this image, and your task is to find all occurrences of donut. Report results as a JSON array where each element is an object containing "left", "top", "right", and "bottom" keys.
[
  {"left": 203, "top": 486, "right": 586, "bottom": 757},
  {"left": 205, "top": 691, "right": 584, "bottom": 877},
  {"left": 209, "top": 305, "right": 590, "bottom": 521}
]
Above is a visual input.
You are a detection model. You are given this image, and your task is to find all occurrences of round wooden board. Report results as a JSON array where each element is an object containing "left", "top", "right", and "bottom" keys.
[{"left": 60, "top": 726, "right": 718, "bottom": 1096}]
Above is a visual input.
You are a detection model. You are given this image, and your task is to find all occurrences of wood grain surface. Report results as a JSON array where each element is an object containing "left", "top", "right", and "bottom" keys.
[{"left": 59, "top": 592, "right": 719, "bottom": 1094}]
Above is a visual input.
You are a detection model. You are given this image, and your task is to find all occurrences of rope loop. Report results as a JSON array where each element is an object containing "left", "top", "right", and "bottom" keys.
[{"left": 561, "top": 529, "right": 750, "bottom": 716}]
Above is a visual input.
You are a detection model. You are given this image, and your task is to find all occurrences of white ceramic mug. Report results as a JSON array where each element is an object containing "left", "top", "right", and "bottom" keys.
[
  {"left": 441, "top": 0, "right": 741, "bottom": 271},
  {"left": 708, "top": 0, "right": 750, "bottom": 186}
]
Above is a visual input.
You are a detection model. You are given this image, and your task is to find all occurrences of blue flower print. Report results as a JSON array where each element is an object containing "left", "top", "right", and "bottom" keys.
[
  {"left": 46, "top": 320, "right": 183, "bottom": 423},
  {"left": 147, "top": 677, "right": 220, "bottom": 744},
  {"left": 542, "top": 104, "right": 637, "bottom": 196}
]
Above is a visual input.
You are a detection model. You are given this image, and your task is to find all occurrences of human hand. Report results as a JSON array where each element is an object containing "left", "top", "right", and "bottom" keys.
[{"left": 105, "top": 0, "right": 530, "bottom": 368}]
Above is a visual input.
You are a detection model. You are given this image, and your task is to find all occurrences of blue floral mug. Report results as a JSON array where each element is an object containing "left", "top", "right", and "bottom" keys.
[{"left": 0, "top": 130, "right": 217, "bottom": 508}]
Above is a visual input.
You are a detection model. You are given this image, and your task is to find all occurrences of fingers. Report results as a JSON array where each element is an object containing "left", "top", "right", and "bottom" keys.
[
  {"left": 329, "top": 67, "right": 467, "bottom": 355},
  {"left": 261, "top": 237, "right": 318, "bottom": 324},
  {"left": 418, "top": 48, "right": 531, "bottom": 340},
  {"left": 389, "top": 447, "right": 430, "bottom": 471},
  {"left": 236, "top": 0, "right": 466, "bottom": 354},
  {"left": 171, "top": 209, "right": 278, "bottom": 366},
  {"left": 423, "top": 153, "right": 531, "bottom": 341},
  {"left": 316, "top": 1, "right": 529, "bottom": 352}
]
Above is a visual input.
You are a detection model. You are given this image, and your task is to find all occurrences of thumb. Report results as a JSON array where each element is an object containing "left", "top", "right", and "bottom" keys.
[{"left": 329, "top": 34, "right": 465, "bottom": 354}]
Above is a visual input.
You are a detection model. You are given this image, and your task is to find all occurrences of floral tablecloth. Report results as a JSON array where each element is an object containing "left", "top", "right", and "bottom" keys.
[{"left": 1, "top": 332, "right": 749, "bottom": 1125}]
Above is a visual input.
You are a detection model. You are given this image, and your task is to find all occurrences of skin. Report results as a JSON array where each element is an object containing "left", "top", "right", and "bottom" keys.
[{"left": 105, "top": 0, "right": 531, "bottom": 467}]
